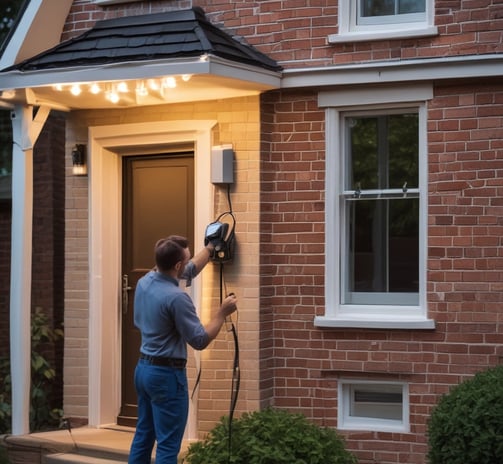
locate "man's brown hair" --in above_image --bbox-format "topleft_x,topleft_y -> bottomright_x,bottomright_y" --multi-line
154,235 -> 189,272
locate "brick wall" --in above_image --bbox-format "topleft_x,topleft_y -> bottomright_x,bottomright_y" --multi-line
259,80 -> 503,463
32,111 -> 66,401
64,96 -> 263,432
0,111 -> 66,409
0,202 -> 10,359
61,1 -> 503,68
61,0 -> 192,40
52,1 -> 503,462
0,110 -> 12,360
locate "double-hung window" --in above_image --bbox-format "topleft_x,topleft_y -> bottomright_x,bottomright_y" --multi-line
316,85 -> 434,329
330,0 -> 437,43
342,111 -> 419,307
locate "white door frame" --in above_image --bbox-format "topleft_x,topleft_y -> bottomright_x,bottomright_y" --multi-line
87,120 -> 216,430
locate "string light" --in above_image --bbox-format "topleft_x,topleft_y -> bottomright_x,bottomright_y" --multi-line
163,77 -> 177,88
70,84 -> 82,96
50,75 -> 190,104
147,79 -> 160,91
89,83 -> 101,94
106,87 -> 120,104
136,82 -> 148,97
117,81 -> 129,93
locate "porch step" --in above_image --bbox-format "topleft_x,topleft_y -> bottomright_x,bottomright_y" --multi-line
43,450 -> 186,464
37,428 -> 141,464
5,427 -> 188,464
43,452 -> 128,464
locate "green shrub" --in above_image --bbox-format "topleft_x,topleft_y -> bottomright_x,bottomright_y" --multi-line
427,364 -> 503,464
0,307 -> 63,434
0,444 -> 9,464
184,408 -> 357,464
0,357 -> 11,433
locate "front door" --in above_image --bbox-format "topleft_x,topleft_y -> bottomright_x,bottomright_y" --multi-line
118,151 -> 194,426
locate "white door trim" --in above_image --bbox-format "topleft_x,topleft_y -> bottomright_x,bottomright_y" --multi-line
87,120 -> 217,429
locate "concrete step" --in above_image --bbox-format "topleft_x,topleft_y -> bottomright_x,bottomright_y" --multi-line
5,427 -> 187,464
43,452 -> 128,464
41,438 -> 132,464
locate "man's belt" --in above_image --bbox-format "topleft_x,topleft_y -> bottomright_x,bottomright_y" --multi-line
139,353 -> 186,368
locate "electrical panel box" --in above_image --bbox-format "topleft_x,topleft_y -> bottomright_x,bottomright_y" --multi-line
211,145 -> 234,184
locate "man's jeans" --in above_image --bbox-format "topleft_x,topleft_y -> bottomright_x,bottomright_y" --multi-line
128,359 -> 189,464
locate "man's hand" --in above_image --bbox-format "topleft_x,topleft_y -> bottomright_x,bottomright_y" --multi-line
221,293 -> 238,318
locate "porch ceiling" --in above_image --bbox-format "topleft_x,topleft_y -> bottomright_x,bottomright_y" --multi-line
0,7 -> 282,110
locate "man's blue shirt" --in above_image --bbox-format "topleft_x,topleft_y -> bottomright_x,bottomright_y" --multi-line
134,261 -> 209,360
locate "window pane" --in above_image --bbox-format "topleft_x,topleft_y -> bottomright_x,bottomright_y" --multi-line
361,0 -> 395,17
347,116 -> 378,190
0,0 -> 26,50
348,113 -> 419,191
361,0 -> 425,16
346,198 -> 419,295
399,0 -> 425,14
351,384 -> 403,421
388,114 -> 419,189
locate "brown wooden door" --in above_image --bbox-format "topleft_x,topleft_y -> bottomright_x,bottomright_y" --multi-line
118,152 -> 194,426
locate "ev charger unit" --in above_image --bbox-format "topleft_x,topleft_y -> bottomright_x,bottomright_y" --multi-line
211,145 -> 234,184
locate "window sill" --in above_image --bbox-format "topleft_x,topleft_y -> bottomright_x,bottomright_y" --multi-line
328,26 -> 438,44
339,419 -> 410,433
314,315 -> 435,330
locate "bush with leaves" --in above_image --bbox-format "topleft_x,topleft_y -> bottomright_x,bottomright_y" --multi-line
0,355 -> 10,433
0,307 -> 63,434
427,364 -> 503,464
185,408 -> 357,464
0,443 -> 8,464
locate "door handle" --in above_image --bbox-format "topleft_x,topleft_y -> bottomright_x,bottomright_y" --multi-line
122,274 -> 132,315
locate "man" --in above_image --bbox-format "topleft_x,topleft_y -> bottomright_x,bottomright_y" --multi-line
128,235 -> 238,464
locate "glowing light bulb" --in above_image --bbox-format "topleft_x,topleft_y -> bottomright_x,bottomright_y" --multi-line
163,77 -> 177,88
106,89 -> 120,104
70,84 -> 82,96
147,79 -> 160,91
117,81 -> 128,93
89,83 -> 101,94
136,82 -> 148,97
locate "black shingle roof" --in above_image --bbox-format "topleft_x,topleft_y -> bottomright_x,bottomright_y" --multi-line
5,7 -> 281,72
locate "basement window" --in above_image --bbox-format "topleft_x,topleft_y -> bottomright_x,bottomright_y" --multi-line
338,380 -> 409,432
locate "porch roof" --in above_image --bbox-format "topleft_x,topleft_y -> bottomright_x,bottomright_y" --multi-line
0,7 -> 282,110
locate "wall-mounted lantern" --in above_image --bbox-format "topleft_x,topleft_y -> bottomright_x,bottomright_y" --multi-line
71,144 -> 87,176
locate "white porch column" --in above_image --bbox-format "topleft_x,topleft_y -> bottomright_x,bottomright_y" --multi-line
9,104 -> 50,435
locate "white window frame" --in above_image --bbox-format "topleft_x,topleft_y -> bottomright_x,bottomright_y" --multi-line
316,84 -> 435,329
338,379 -> 410,432
341,109 -> 420,308
329,0 -> 437,43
